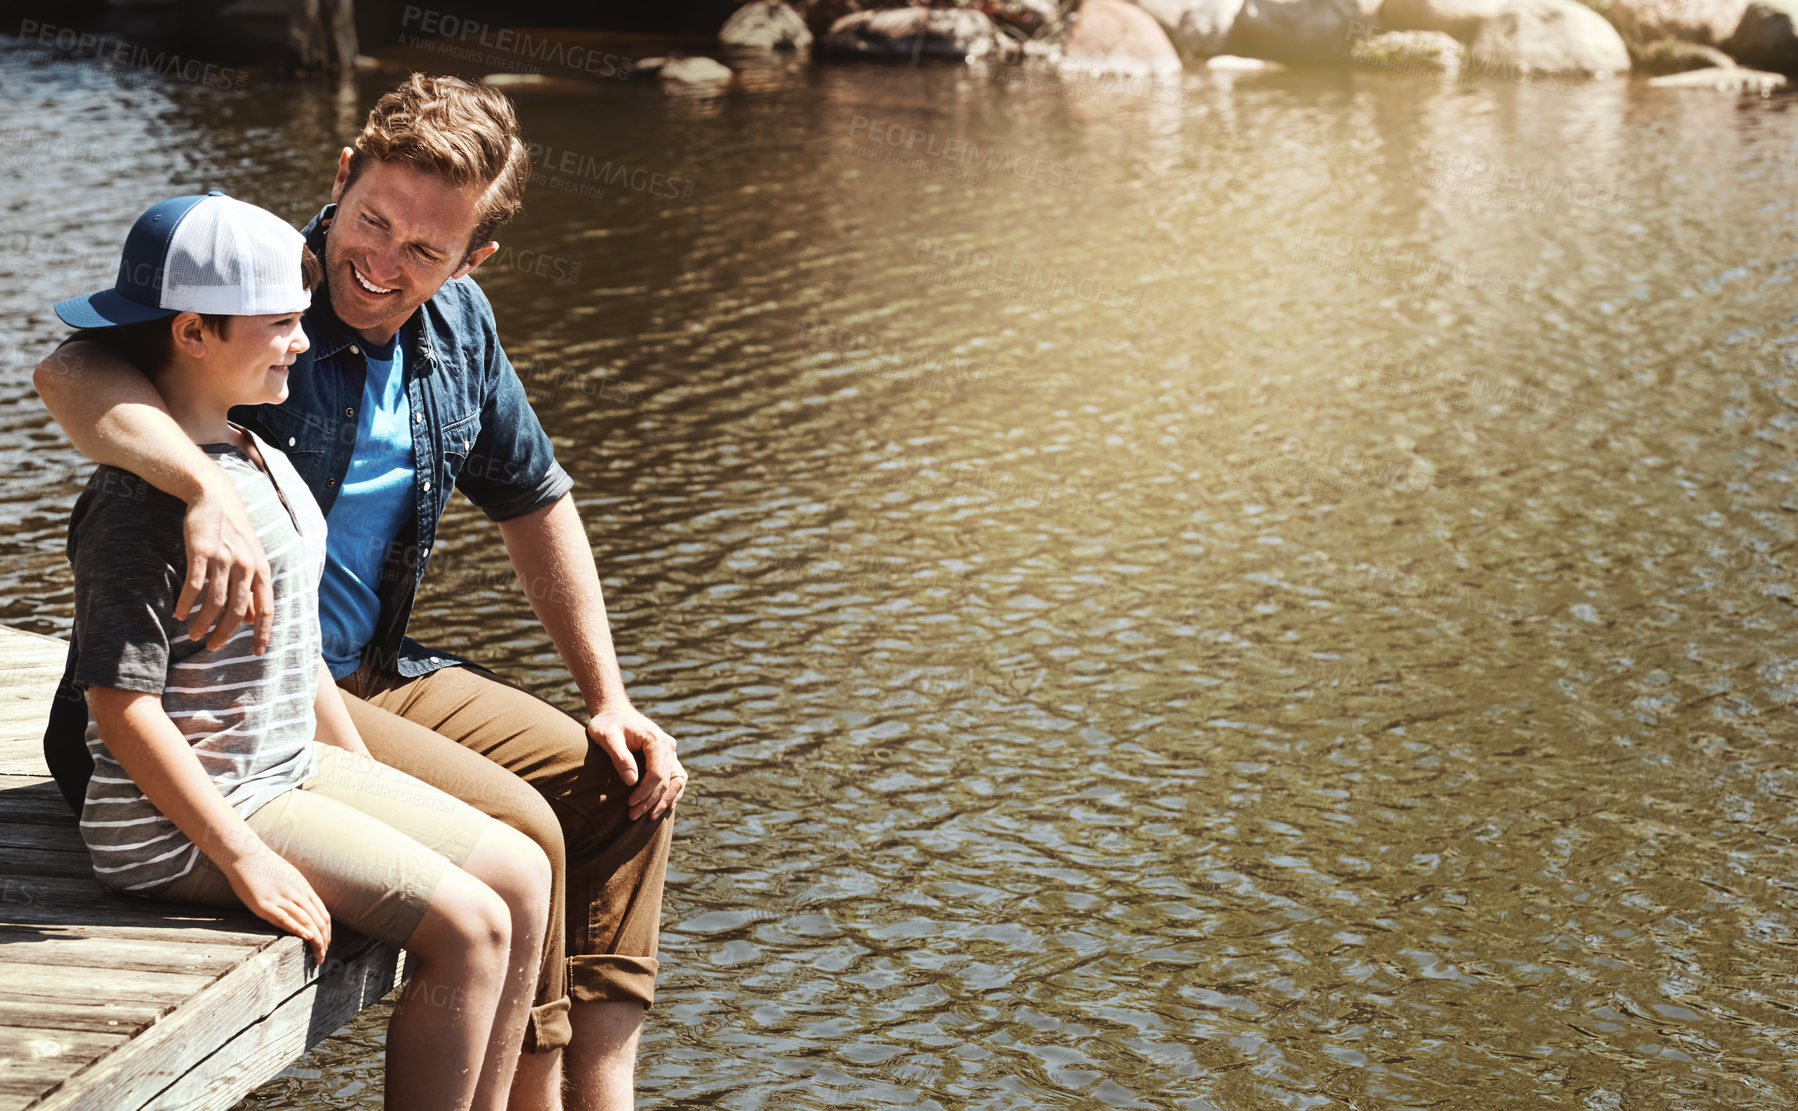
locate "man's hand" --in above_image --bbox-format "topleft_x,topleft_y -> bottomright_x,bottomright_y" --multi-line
176,476 -> 273,654
586,705 -> 686,821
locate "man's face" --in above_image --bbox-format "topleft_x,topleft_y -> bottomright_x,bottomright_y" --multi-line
326,153 -> 496,342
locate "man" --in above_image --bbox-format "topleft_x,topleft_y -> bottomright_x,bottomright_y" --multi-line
33,74 -> 684,1111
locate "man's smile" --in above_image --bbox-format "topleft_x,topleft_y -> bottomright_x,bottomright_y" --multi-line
349,261 -> 397,296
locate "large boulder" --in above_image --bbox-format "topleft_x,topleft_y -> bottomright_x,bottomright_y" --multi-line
1608,0 -> 1748,45
1348,28 -> 1464,69
721,0 -> 815,49
1136,0 -> 1246,56
1377,0 -> 1508,40
1725,0 -> 1798,72
1057,0 -> 1184,73
1227,0 -> 1364,62
1467,0 -> 1631,73
820,7 -> 1006,60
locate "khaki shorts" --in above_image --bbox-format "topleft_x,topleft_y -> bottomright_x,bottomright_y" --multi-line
156,742 -> 491,948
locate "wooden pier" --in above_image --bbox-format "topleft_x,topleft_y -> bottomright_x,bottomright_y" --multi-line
0,625 -> 400,1111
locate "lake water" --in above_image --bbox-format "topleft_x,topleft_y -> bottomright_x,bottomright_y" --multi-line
3,28 -> 1798,1111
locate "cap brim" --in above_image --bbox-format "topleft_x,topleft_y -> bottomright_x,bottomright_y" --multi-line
54,288 -> 177,330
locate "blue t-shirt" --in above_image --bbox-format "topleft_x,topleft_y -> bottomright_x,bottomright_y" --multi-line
319,334 -> 415,679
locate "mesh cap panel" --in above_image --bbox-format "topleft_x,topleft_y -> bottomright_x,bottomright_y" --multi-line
159,195 -> 311,316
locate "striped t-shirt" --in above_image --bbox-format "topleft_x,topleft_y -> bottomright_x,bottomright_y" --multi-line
67,430 -> 327,894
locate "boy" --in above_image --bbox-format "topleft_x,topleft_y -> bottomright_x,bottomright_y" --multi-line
56,191 -> 552,1111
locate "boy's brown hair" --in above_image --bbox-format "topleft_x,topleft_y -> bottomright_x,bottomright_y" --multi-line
343,74 -> 532,257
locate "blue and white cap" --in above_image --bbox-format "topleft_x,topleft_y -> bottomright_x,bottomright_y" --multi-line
55,191 -> 312,329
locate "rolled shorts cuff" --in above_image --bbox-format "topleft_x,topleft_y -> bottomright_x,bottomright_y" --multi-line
521,995 -> 573,1054
568,954 -> 659,1008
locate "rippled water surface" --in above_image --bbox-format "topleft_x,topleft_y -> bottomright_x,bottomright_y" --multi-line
5,32 -> 1798,1111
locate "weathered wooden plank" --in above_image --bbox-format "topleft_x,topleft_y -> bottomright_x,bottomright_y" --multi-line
0,822 -> 84,853
0,933 -> 254,976
0,999 -> 164,1036
1,851 -> 96,882
142,941 -> 405,1111
33,932 -> 396,1111
0,1027 -> 130,1111
0,961 -> 213,1007
0,784 -> 81,825
0,627 -> 65,778
0,899 -> 275,937
0,923 -> 273,949
0,874 -> 254,922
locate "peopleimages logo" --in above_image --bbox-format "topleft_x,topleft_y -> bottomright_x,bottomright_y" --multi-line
13,19 -> 248,90
399,6 -> 635,79
1409,143 -> 1639,218
911,238 -> 1140,313
848,115 -> 1082,191
526,142 -> 696,204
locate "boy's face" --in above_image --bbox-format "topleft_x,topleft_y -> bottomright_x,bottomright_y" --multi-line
194,311 -> 309,406
326,154 -> 497,343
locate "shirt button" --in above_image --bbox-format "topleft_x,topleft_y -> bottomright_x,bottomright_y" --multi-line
349,345 -> 360,356
423,479 -> 431,491
327,478 -> 337,488
287,437 -> 295,447
429,656 -> 440,664
414,414 -> 422,424
345,407 -> 355,418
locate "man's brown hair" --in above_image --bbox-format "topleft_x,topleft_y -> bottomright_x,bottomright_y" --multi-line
344,74 -> 531,257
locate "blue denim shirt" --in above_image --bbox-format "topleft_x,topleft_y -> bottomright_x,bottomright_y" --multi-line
231,203 -> 574,679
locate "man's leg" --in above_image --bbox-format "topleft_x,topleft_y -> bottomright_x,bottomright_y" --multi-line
336,685 -> 573,1110
347,662 -> 674,1111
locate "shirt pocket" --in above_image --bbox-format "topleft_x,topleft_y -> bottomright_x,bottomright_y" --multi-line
439,410 -> 480,490
259,404 -> 338,461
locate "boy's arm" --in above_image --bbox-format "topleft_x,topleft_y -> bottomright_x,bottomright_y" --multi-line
86,688 -> 333,961
34,341 -> 274,654
310,660 -> 371,757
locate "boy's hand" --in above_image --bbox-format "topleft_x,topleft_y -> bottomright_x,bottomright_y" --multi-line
220,846 -> 333,963
177,476 -> 274,655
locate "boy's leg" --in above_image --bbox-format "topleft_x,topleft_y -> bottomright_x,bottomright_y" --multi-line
335,688 -> 575,1060
155,770 -> 511,1111
342,662 -> 674,1111
294,745 -> 555,1111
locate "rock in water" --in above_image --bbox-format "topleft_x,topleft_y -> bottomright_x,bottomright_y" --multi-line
1206,52 -> 1286,67
721,0 -> 815,49
1648,64 -> 1787,86
1608,0 -> 1748,46
986,0 -> 1063,37
659,56 -> 735,83
1228,0 -> 1365,64
1467,0 -> 1631,74
1349,29 -> 1464,71
1377,0 -> 1508,41
1726,0 -> 1798,72
1057,0 -> 1184,74
1635,39 -> 1738,72
819,8 -> 1005,61
1136,0 -> 1246,57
